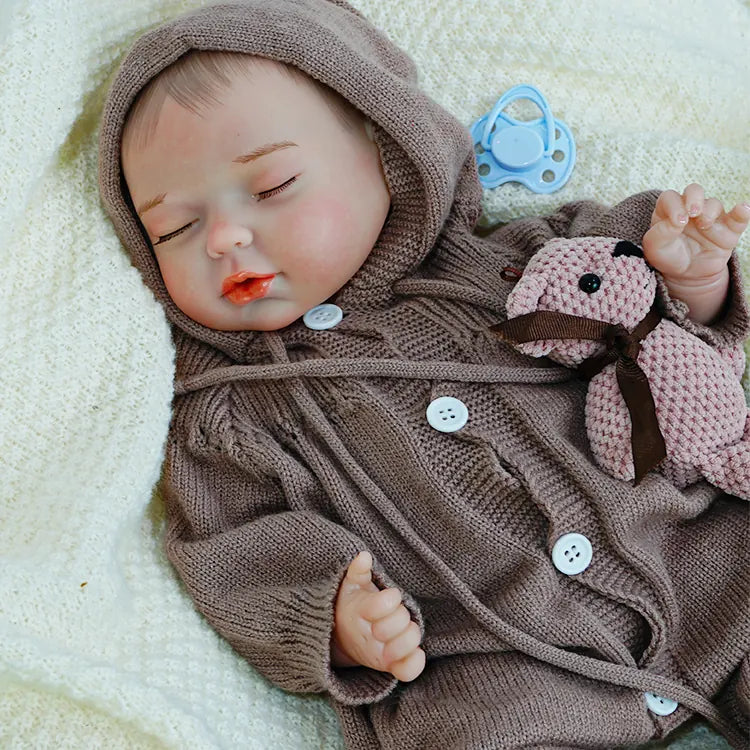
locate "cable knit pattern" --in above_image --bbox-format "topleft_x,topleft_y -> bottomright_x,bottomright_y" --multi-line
2,0 -> 749,748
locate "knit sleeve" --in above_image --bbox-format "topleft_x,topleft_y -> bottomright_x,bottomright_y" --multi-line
483,190 -> 750,347
161,391 -> 411,706
648,255 -> 749,349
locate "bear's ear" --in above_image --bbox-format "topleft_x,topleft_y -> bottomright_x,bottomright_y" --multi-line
612,240 -> 643,258
503,272 -> 555,357
505,272 -> 546,318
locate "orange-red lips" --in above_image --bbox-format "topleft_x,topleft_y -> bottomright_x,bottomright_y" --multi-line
222,271 -> 275,305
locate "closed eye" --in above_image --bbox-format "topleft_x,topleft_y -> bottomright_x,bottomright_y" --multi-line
154,220 -> 198,246
255,175 -> 298,201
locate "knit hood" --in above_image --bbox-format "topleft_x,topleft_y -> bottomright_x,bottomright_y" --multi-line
98,0 -> 481,362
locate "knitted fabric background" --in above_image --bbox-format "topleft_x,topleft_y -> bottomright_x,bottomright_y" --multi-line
0,0 -> 747,747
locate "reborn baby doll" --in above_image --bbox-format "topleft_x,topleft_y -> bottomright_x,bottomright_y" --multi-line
491,236 -> 750,498
98,1 -> 750,748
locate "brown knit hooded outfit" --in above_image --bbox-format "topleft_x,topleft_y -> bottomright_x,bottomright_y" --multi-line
98,1 -> 750,748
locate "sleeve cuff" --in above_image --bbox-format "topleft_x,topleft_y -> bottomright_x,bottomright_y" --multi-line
292,559 -> 423,706
655,251 -> 750,348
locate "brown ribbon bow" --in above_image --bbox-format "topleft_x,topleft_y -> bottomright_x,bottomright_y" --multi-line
490,306 -> 665,484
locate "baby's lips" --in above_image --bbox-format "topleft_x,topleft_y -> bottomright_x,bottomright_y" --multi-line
222,270 -> 276,305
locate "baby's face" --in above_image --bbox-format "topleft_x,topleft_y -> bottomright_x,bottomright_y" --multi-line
122,60 -> 391,331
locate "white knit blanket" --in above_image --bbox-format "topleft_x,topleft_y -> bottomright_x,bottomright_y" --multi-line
1,1 -> 748,747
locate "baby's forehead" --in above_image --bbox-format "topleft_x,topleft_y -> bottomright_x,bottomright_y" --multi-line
123,54 -> 297,137
122,50 -> 351,154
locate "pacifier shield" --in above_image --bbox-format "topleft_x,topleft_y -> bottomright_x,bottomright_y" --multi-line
491,126 -> 544,171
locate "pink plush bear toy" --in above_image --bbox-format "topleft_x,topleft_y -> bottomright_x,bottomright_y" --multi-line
492,236 -> 749,499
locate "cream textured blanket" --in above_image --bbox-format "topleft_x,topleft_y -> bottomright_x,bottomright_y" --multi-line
1,1 -> 748,748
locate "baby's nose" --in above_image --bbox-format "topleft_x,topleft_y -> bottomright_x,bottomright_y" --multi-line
206,221 -> 253,258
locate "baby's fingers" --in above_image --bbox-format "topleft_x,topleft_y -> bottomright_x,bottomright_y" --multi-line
383,621 -> 422,663
371,603 -> 411,641
360,586 -> 403,621
723,202 -> 750,235
341,551 -> 376,592
652,188 -> 691,226
693,201 -> 750,251
389,647 -> 426,683
693,197 -> 723,230
682,183 -> 706,218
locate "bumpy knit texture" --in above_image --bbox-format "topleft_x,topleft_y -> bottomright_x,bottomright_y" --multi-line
2,0 -> 750,748
502,236 -> 750,495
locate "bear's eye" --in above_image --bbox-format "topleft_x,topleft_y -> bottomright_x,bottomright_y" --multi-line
578,273 -> 601,294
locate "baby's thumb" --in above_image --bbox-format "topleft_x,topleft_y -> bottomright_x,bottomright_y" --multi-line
344,550 -> 373,587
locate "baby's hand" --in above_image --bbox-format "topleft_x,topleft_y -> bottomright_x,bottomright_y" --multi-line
331,551 -> 425,682
642,184 -> 750,285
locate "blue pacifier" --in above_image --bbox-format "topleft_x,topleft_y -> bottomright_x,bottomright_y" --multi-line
470,84 -> 575,193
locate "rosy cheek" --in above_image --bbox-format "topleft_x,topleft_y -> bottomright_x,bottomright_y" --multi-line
159,274 -> 181,308
157,258 -> 191,302
286,195 -> 354,269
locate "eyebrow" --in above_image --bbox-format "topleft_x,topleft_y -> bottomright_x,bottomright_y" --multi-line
137,193 -> 167,216
136,141 -> 299,216
232,140 -> 298,163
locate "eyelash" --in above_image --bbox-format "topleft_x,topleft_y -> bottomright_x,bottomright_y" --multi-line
154,221 -> 197,245
255,175 -> 298,201
152,175 -> 299,246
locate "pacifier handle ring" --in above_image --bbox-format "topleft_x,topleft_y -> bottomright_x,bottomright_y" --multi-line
481,84 -> 556,155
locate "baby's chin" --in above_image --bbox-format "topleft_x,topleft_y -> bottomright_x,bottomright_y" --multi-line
187,297 -> 310,332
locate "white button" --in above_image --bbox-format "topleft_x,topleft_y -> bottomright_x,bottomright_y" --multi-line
644,692 -> 678,716
426,396 -> 469,433
551,533 -> 593,575
303,304 -> 343,330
